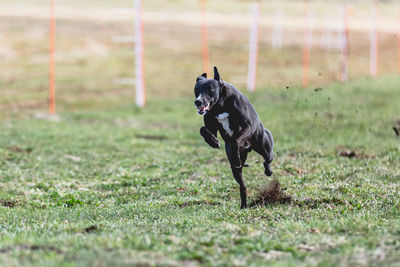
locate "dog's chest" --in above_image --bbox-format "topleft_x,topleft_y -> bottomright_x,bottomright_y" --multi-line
216,112 -> 234,137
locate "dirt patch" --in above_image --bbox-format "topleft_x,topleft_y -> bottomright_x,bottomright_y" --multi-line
0,100 -> 48,112
337,147 -> 375,159
250,179 -> 292,207
339,149 -> 357,158
250,183 -> 354,210
282,165 -> 307,175
293,197 -> 352,209
6,146 -> 32,153
84,225 -> 98,233
0,244 -> 62,254
254,250 -> 290,261
250,181 -> 351,209
135,134 -> 167,141
324,112 -> 345,120
178,200 -> 221,207
1,200 -> 17,208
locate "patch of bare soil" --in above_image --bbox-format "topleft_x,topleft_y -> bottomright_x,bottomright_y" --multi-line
250,181 -> 352,209
292,198 -> 352,209
250,179 -> 292,207
0,244 -> 62,254
178,200 -> 221,207
337,148 -> 375,159
84,225 -> 98,233
0,100 -> 48,112
1,200 -> 17,208
6,146 -> 32,153
339,149 -> 357,158
135,134 -> 167,141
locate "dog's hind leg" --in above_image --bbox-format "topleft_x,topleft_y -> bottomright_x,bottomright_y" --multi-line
263,128 -> 274,176
254,128 -> 274,176
226,144 -> 248,209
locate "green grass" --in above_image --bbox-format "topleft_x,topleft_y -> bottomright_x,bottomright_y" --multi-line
1,76 -> 400,266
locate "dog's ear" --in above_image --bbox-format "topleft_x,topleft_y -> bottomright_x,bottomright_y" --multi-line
213,66 -> 224,86
196,73 -> 207,82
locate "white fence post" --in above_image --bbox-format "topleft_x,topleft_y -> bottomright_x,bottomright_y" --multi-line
134,0 -> 145,107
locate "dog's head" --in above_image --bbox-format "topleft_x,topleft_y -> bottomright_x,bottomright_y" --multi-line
194,66 -> 224,115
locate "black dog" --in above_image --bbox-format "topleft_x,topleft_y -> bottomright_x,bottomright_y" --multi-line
194,67 -> 274,209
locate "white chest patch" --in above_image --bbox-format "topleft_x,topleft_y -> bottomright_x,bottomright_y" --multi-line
216,112 -> 234,137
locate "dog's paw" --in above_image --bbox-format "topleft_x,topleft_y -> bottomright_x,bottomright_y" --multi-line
263,162 -> 273,176
200,127 -> 220,149
212,142 -> 221,149
205,138 -> 220,149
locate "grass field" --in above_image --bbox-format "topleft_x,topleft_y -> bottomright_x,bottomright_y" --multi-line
1,76 -> 400,266
1,0 -> 400,265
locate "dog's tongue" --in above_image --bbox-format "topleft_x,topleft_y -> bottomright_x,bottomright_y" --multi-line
199,106 -> 205,111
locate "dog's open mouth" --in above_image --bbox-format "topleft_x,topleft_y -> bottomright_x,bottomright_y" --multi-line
197,103 -> 210,115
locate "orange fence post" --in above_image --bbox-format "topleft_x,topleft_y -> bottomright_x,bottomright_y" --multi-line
199,0 -> 209,76
49,0 -> 56,114
302,0 -> 310,87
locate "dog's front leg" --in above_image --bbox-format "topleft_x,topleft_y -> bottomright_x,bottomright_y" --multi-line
200,117 -> 220,149
226,144 -> 247,208
232,166 -> 247,209
200,127 -> 220,149
230,142 -> 242,168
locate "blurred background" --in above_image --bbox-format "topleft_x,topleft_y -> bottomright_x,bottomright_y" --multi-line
0,0 -> 399,116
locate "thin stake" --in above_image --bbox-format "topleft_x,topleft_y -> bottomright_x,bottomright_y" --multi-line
49,0 -> 56,114
199,0 -> 209,76
134,0 -> 145,107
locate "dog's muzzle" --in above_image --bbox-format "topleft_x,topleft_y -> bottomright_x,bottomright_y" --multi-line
196,103 -> 210,115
